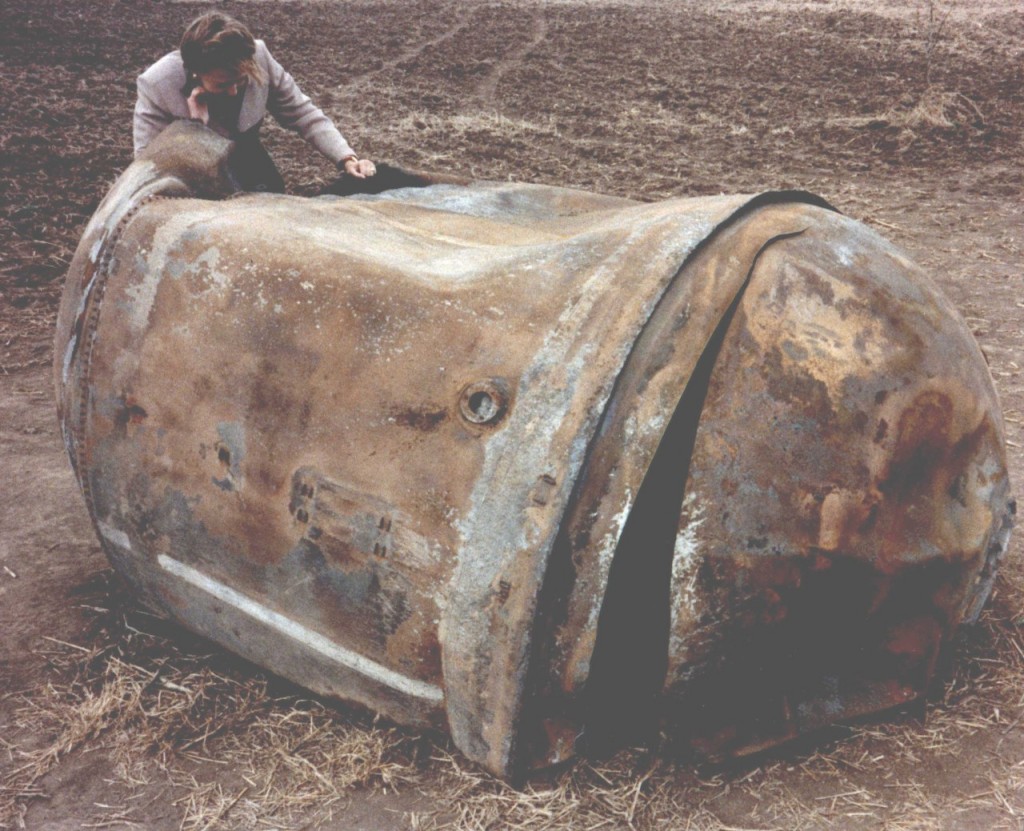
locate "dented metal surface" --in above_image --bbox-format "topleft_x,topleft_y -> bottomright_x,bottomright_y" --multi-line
55,121 -> 1014,780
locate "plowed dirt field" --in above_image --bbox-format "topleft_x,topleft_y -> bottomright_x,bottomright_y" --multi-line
2,1 -> 1022,829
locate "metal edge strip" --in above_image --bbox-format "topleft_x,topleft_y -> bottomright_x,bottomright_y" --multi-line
157,554 -> 445,703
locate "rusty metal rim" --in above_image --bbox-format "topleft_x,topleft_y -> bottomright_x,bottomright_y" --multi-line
71,192 -> 181,556
441,192 -> 839,780
511,227 -> 816,776
458,378 -> 512,427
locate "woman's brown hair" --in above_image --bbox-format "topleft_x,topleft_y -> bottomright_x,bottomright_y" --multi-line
179,12 -> 264,83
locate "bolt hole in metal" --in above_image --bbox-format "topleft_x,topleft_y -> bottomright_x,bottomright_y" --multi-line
469,392 -> 497,420
460,379 -> 510,426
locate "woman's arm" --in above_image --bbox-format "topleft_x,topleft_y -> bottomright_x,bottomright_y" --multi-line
263,46 -> 356,165
133,74 -> 176,157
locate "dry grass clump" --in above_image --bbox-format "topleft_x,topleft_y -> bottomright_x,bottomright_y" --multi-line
169,709 -> 418,831
893,89 -> 985,130
407,592 -> 1024,831
827,88 -> 985,137
0,598 -> 427,830
823,87 -> 989,156
412,749 -> 732,831
3,571 -> 1023,830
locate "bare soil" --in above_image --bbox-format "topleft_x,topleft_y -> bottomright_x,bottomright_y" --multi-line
1,1 -> 1023,829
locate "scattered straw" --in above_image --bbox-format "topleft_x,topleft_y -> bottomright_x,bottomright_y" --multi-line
2,569 -> 1024,829
827,87 -> 986,135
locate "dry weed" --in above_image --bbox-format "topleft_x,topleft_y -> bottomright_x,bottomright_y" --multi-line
827,88 -> 986,134
2,570 -> 1023,830
0,602 -> 426,830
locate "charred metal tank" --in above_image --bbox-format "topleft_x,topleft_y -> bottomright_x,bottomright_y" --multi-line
55,121 -> 1014,780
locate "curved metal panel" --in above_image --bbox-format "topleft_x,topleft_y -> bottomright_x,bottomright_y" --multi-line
54,121 -> 1013,780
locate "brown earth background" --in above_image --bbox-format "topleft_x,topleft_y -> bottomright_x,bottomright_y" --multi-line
1,0 -> 1023,829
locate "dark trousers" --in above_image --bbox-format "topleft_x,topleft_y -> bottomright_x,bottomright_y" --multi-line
320,164 -> 436,196
227,129 -> 442,196
228,130 -> 285,194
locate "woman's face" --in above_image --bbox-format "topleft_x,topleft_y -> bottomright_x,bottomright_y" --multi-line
196,67 -> 247,97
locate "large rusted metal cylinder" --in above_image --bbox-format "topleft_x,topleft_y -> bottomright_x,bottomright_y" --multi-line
55,122 -> 1013,780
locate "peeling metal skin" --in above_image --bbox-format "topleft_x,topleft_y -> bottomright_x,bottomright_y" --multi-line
55,121 -> 1013,781
656,220 -> 1015,760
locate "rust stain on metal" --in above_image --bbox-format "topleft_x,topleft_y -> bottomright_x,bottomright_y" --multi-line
55,121 -> 1014,781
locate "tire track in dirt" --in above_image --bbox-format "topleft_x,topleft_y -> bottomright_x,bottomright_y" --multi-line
474,10 -> 548,108
335,5 -> 472,95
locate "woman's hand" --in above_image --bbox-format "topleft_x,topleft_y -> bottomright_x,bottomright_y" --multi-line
342,157 -> 377,178
186,85 -> 210,124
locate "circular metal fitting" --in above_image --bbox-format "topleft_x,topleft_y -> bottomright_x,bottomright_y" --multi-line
459,379 -> 510,426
